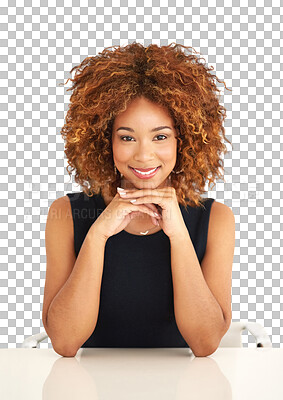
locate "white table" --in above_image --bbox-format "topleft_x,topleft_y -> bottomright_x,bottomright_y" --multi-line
0,347 -> 282,399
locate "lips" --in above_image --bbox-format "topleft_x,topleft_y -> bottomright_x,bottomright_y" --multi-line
129,166 -> 161,179
130,166 -> 160,172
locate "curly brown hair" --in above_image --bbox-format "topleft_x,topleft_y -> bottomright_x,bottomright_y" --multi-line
61,42 -> 232,209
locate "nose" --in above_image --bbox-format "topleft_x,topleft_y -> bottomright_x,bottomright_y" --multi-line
133,141 -> 156,163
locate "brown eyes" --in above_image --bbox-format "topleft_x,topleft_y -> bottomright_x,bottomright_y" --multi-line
120,134 -> 168,142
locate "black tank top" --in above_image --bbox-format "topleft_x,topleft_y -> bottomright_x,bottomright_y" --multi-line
66,191 -> 215,348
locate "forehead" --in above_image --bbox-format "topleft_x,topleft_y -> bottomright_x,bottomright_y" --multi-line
113,98 -> 173,124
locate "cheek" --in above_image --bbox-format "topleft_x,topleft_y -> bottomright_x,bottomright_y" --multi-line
158,145 -> 177,161
112,142 -> 133,162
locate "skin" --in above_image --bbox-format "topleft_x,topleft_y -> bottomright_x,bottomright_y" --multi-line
102,96 -> 178,228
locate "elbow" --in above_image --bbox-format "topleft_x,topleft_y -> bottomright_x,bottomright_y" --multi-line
53,345 -> 78,358
181,324 -> 226,358
43,320 -> 80,357
192,344 -> 218,357
191,336 -> 220,357
52,340 -> 79,358
185,337 -> 219,357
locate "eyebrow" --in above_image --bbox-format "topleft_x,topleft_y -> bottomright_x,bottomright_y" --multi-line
116,126 -> 173,133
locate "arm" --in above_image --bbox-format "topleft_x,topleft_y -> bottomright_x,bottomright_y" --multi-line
44,227 -> 107,357
170,202 -> 235,357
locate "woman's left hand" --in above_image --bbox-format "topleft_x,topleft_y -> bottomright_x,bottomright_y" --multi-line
118,187 -> 187,240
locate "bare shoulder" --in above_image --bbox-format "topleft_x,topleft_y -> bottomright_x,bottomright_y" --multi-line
45,195 -> 74,252
210,200 -> 235,217
209,200 -> 235,225
48,195 -> 73,221
207,200 -> 235,250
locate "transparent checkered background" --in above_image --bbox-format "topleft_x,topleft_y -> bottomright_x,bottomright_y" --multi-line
0,0 -> 282,349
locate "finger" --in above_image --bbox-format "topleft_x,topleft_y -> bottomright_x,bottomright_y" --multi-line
119,187 -> 170,196
153,217 -> 160,226
130,195 -> 167,205
130,210 -> 160,224
119,191 -> 159,199
133,204 -> 161,219
152,217 -> 158,226
120,197 -> 161,217
132,200 -> 162,218
143,202 -> 162,216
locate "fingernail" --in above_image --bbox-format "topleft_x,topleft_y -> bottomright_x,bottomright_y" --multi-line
117,187 -> 126,192
130,199 -> 137,203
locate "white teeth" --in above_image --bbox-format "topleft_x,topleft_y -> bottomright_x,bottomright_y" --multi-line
133,167 -> 158,175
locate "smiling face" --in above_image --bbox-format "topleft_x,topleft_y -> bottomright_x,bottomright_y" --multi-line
112,96 -> 178,190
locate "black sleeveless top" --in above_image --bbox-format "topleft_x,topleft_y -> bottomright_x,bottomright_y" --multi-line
66,191 -> 215,348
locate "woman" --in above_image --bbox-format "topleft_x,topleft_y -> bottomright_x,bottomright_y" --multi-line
42,42 -> 235,357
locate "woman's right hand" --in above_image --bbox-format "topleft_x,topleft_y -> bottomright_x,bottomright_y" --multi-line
91,192 -> 161,240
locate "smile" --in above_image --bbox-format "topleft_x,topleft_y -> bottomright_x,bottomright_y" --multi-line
129,166 -> 161,179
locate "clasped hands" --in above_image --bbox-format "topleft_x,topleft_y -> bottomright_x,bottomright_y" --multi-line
117,186 -> 187,240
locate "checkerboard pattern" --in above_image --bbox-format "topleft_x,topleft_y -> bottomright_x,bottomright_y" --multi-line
0,0 -> 281,349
